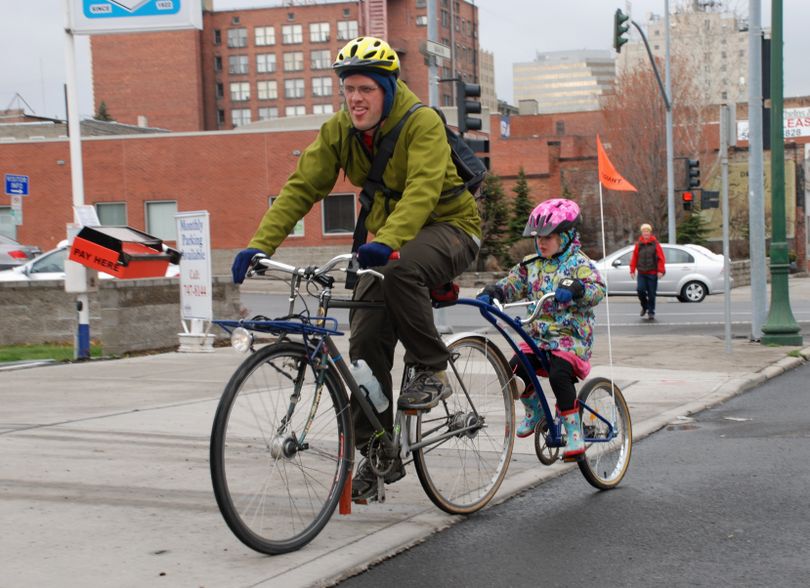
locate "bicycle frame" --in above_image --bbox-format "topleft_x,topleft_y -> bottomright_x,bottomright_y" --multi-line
454,297 -> 617,447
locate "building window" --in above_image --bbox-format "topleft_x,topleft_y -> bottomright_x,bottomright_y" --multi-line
257,80 -> 278,100
215,82 -> 224,99
441,10 -> 449,28
312,77 -> 333,97
282,24 -> 303,44
269,196 -> 304,236
228,55 -> 248,74
284,78 -> 305,99
337,20 -> 358,40
255,26 -> 275,46
285,105 -> 306,117
555,121 -> 565,135
213,29 -> 221,45
323,193 -> 355,234
343,8 -> 351,17
310,22 -> 330,42
256,53 -> 276,73
214,55 -> 222,72
230,82 -> 250,101
258,107 -> 279,121
232,108 -> 251,127
227,28 -> 247,48
283,51 -> 304,71
416,15 -> 427,26
416,0 -> 426,6
95,202 -> 127,225
311,49 -> 331,70
217,109 -> 225,125
145,201 -> 178,241
312,103 -> 334,115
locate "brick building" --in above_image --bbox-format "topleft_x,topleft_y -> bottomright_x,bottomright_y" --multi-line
91,0 -> 483,132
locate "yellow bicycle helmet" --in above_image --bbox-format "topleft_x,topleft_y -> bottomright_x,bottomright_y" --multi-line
333,36 -> 400,78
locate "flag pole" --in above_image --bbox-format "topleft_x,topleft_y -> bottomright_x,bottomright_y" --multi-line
597,181 -> 616,400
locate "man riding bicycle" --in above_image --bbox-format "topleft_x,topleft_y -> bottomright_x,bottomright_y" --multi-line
231,36 -> 482,501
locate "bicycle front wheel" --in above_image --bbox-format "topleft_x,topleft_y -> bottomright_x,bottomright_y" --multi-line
210,342 -> 352,555
413,336 -> 515,514
577,377 -> 632,490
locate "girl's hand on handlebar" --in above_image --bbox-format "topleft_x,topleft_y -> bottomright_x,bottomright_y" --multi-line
555,278 -> 584,303
476,284 -> 504,305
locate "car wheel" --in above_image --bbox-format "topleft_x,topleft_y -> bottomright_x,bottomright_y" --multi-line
680,281 -> 707,303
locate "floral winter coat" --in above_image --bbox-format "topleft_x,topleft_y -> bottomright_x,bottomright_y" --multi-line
495,236 -> 605,362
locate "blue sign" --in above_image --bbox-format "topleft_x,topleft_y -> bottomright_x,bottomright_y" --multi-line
83,1 -> 181,19
4,174 -> 29,196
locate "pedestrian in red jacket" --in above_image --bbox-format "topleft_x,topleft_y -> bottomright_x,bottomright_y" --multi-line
629,223 -> 666,319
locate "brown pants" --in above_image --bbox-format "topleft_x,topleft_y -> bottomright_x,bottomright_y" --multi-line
348,223 -> 479,452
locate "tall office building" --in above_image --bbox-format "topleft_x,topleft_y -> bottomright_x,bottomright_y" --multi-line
512,50 -> 615,115
617,1 -> 749,105
91,0 -> 482,132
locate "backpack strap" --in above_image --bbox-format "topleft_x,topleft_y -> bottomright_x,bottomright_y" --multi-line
351,103 -> 423,255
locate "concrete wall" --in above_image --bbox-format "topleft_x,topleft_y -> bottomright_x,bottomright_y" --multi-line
0,278 -> 240,356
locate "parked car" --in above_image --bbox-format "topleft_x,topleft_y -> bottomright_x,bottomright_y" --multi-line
0,234 -> 41,270
595,243 -> 729,303
0,241 -> 179,282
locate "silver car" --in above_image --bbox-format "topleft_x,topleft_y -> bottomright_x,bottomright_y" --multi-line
0,234 -> 41,270
595,243 -> 729,303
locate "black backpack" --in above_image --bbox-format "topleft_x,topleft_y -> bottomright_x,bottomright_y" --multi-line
351,103 -> 488,255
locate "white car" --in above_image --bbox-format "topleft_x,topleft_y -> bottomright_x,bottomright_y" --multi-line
595,243 -> 729,303
0,241 -> 179,282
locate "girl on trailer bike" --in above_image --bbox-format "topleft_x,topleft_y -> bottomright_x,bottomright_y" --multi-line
477,198 -> 606,462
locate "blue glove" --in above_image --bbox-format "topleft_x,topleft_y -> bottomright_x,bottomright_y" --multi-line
555,278 -> 584,303
231,248 -> 265,284
476,284 -> 504,304
357,242 -> 393,269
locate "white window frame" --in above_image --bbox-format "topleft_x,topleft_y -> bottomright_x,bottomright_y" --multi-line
256,53 -> 276,73
257,80 -> 278,100
227,28 -> 247,48
285,105 -> 306,117
337,20 -> 358,41
309,22 -> 330,43
311,77 -> 333,97
255,26 -> 275,46
228,55 -> 248,75
95,202 -> 127,226
283,51 -> 304,72
258,107 -> 278,121
312,103 -> 334,115
145,200 -> 178,241
284,78 -> 305,99
282,24 -> 303,44
231,108 -> 251,127
322,193 -> 356,235
229,82 -> 250,101
310,49 -> 331,70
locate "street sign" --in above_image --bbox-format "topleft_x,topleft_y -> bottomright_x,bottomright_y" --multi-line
424,40 -> 451,60
4,174 -> 29,196
10,195 -> 22,225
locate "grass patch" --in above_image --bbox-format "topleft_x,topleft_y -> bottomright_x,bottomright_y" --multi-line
0,343 -> 103,363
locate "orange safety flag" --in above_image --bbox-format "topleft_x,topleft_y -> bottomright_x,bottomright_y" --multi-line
597,135 -> 637,192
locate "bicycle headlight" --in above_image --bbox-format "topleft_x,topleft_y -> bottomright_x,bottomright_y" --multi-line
231,327 -> 253,353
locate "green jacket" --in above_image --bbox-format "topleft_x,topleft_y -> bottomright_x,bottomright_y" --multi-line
248,80 -> 482,255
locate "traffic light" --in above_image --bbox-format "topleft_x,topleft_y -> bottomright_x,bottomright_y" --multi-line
682,191 -> 694,211
456,79 -> 482,135
463,137 -> 490,170
613,9 -> 630,53
687,159 -> 701,189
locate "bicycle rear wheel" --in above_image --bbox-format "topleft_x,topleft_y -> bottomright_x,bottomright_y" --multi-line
577,377 -> 632,490
210,342 -> 352,555
413,336 -> 515,514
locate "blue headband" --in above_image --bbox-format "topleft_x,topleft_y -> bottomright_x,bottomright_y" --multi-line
339,70 -> 397,118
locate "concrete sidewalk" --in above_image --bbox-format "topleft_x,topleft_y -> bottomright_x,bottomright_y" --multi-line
1,279 -> 809,588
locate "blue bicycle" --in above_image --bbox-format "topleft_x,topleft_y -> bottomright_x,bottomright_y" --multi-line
469,293 -> 632,489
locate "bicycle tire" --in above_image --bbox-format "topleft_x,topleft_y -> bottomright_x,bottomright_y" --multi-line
210,342 -> 352,555
576,377 -> 632,490
412,336 -> 515,514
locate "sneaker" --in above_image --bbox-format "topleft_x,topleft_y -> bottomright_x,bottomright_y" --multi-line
351,456 -> 406,502
639,308 -> 647,317
647,312 -> 656,321
397,370 -> 453,411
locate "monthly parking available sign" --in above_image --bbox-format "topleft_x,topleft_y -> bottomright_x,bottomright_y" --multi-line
70,0 -> 201,34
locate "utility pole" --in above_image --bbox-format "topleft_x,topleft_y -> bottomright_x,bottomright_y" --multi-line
760,0 -> 802,346
747,0 -> 767,341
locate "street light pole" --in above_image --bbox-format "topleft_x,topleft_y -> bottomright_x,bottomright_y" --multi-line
760,0 -> 802,346
664,0 -> 675,244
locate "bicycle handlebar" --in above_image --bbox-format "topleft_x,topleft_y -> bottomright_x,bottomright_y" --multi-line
493,291 -> 556,325
247,252 -> 385,283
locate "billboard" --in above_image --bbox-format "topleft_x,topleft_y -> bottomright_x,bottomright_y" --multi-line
69,0 -> 202,35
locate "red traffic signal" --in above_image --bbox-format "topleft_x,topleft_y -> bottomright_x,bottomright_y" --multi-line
682,191 -> 693,211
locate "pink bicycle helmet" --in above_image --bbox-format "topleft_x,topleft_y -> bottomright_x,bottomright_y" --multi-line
522,198 -> 581,237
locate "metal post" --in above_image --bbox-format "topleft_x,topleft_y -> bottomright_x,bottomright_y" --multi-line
747,0 -> 767,341
760,0 -> 802,346
720,105 -> 732,353
64,3 -> 90,359
427,0 -> 438,107
664,0 -> 675,244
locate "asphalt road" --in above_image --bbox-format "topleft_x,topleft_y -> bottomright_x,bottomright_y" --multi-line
336,361 -> 810,587
240,291 -> 810,338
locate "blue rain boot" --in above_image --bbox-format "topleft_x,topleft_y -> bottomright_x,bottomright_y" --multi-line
561,405 -> 585,462
516,391 -> 541,438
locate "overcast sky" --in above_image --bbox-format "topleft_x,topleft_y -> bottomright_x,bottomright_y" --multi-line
1,0 -> 807,120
